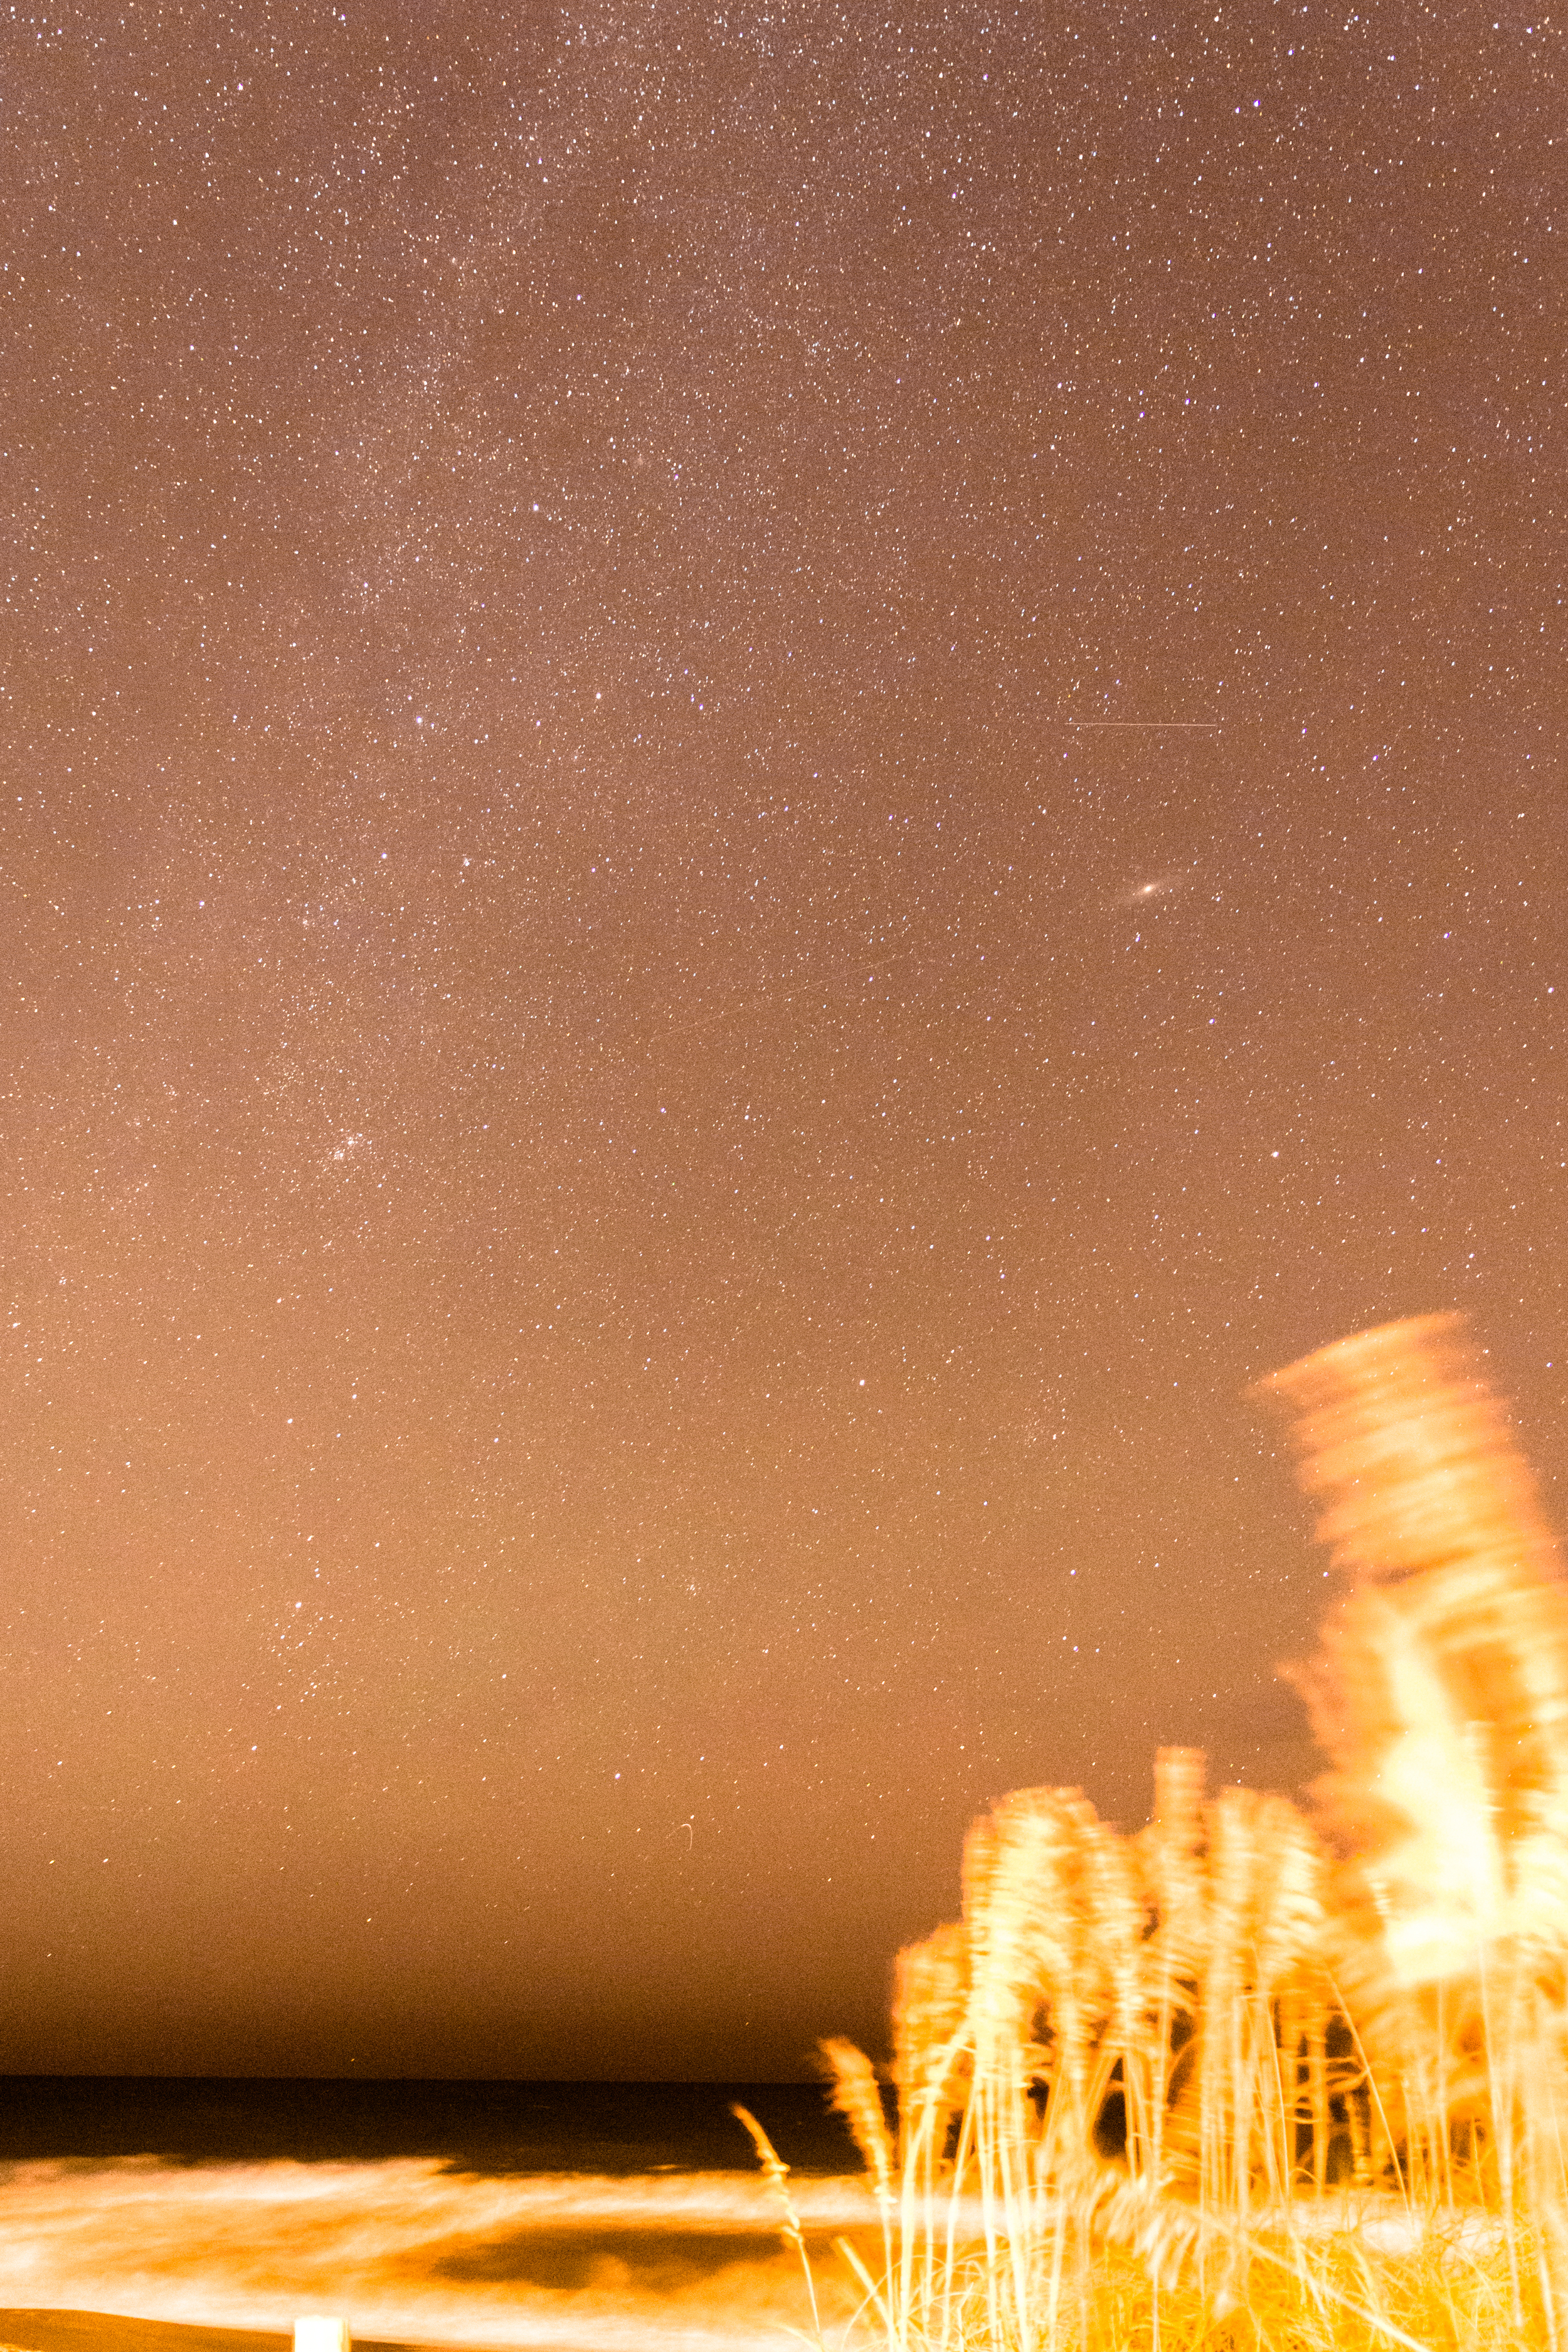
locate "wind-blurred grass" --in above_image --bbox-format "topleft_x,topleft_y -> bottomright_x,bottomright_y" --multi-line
744,1316 -> 1568,2351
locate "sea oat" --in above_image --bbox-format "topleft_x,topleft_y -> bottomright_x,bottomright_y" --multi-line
751,1314 -> 1568,2351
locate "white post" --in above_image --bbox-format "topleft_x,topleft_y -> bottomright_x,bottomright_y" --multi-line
294,2320 -> 351,2352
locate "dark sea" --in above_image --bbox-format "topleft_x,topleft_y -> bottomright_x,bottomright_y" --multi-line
0,2076 -> 860,2176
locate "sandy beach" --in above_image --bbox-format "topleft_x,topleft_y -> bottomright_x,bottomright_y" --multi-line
0,2161 -> 877,2352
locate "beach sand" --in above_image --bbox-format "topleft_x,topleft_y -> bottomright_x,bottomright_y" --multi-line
0,2319 -> 409,2352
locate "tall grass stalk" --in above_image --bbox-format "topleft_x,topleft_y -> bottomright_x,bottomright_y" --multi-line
746,1316 -> 1568,2349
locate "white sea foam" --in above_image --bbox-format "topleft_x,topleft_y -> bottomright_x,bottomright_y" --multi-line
0,2159 -> 877,2351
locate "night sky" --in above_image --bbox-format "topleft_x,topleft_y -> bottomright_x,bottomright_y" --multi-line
4,0 -> 1564,2079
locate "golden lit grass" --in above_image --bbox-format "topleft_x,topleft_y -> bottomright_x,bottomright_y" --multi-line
741,1314 -> 1568,2350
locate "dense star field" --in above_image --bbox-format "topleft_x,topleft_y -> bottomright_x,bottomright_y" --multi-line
4,1 -> 1563,2076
